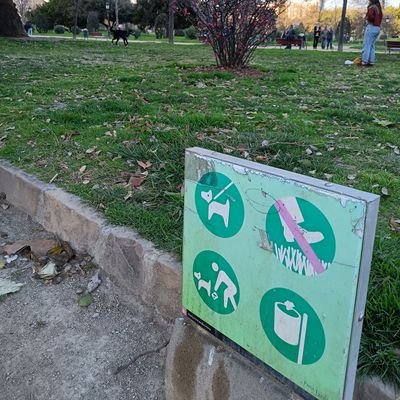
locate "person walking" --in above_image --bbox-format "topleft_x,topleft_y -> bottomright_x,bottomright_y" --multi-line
313,22 -> 321,49
361,0 -> 383,66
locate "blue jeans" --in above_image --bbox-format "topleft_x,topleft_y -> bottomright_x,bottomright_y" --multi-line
362,24 -> 380,64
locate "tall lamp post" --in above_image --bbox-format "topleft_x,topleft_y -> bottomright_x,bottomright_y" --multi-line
27,7 -> 32,36
73,0 -> 79,40
337,0 -> 348,52
385,16 -> 390,36
106,1 -> 110,37
168,0 -> 175,45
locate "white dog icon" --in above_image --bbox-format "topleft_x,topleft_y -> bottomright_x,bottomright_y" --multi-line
201,190 -> 230,227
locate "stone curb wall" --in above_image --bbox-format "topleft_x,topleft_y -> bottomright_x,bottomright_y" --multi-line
0,161 -> 181,318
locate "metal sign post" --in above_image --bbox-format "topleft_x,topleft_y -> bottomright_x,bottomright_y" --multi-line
182,147 -> 379,400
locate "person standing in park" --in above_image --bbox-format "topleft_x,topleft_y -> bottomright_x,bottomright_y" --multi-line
321,26 -> 328,49
24,21 -> 33,36
326,26 -> 334,49
313,22 -> 321,49
361,0 -> 383,66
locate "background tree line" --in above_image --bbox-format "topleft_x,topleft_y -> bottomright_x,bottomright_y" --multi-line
277,2 -> 400,41
31,0 -> 190,32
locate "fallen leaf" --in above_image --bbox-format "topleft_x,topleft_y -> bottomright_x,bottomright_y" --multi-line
374,119 -> 395,127
305,148 -> 313,156
124,191 -> 133,201
137,160 -> 152,170
128,174 -> 146,188
36,261 -> 59,280
47,245 -> 65,256
0,278 -> 24,295
87,271 -> 101,293
86,147 -> 96,154
78,293 -> 93,307
381,187 -> 389,196
82,180 -> 90,185
0,239 -> 59,256
79,165 -> 87,173
389,218 -> 400,232
347,174 -> 357,181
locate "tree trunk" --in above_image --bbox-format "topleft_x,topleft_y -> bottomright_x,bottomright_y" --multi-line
0,0 -> 27,37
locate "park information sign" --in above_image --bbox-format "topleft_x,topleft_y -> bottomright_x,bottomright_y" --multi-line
182,147 -> 380,400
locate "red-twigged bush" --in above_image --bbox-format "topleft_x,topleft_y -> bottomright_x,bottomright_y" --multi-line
178,0 -> 285,68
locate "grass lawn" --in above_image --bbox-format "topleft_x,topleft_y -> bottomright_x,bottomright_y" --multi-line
0,37 -> 399,386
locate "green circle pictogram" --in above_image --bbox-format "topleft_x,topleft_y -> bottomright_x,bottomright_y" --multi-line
266,197 -> 335,276
195,172 -> 244,238
193,250 -> 240,315
260,288 -> 325,365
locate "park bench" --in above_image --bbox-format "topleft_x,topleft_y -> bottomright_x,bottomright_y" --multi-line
386,40 -> 400,54
276,38 -> 305,49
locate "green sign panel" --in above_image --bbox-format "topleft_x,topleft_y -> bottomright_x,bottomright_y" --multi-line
182,148 -> 379,400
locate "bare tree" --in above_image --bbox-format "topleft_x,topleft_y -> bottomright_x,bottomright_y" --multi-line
179,0 -> 286,68
14,0 -> 31,23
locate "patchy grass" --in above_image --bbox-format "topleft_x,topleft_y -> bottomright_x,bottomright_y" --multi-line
0,38 -> 399,385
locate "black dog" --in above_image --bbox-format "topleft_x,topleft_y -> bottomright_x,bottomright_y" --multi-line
110,24 -> 132,46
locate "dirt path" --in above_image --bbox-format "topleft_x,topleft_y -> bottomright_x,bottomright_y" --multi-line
0,204 -> 171,400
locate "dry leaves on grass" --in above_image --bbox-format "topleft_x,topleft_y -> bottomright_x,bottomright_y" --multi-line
137,160 -> 152,170
389,218 -> 400,232
373,118 -> 396,128
128,174 -> 146,188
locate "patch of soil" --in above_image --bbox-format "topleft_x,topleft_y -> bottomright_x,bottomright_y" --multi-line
190,65 -> 265,78
0,204 -> 171,400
